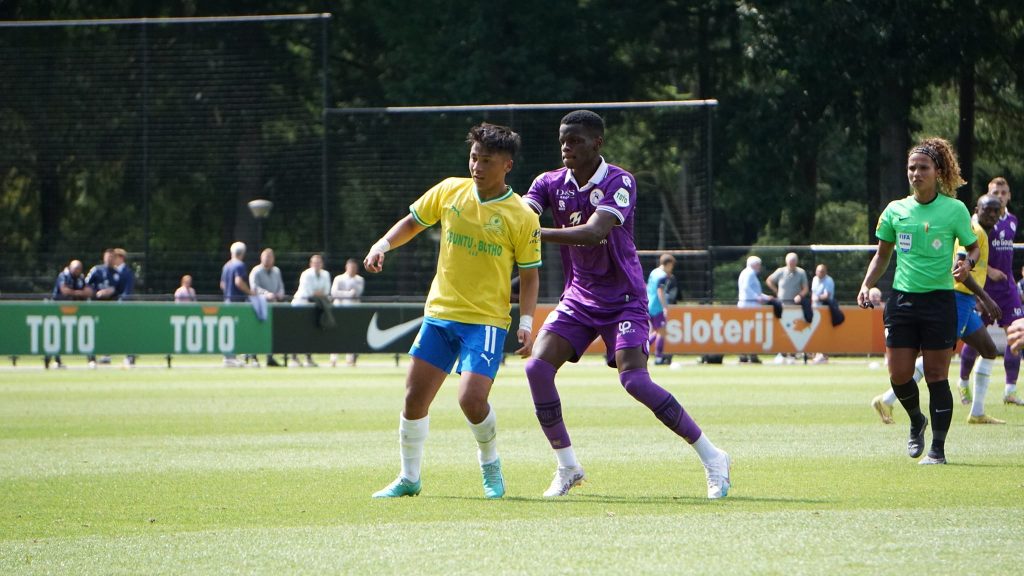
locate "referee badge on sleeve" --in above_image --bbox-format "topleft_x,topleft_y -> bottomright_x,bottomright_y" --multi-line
898,232 -> 912,253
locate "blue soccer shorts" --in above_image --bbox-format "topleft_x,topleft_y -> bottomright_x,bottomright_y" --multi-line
409,317 -> 507,380
955,291 -> 984,339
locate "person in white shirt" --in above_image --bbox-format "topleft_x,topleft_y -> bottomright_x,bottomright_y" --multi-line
737,255 -> 774,363
331,258 -> 366,367
291,254 -> 331,367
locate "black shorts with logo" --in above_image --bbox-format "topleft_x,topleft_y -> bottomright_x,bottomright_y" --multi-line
884,289 -> 957,350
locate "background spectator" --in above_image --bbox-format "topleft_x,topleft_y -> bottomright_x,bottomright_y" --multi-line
249,248 -> 287,367
291,253 -> 331,367
174,275 -> 196,302
220,242 -> 252,367
737,255 -> 775,364
46,259 -> 92,369
766,252 -> 809,305
84,249 -> 117,369
113,248 -> 137,367
331,258 -> 366,367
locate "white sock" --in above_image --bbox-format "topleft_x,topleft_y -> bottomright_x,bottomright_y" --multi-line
882,389 -> 897,406
691,434 -> 723,467
554,446 -> 578,469
467,408 -> 498,465
399,413 -> 429,482
972,358 -> 993,417
957,378 -> 970,390
1006,383 -> 1018,396
913,356 -> 925,383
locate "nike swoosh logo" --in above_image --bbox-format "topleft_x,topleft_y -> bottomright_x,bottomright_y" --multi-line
366,313 -> 424,350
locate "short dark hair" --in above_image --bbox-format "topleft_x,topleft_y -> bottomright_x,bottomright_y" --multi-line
560,110 -> 605,135
466,123 -> 521,157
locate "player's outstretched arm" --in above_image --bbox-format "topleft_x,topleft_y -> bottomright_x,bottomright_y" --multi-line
857,241 -> 894,308
515,267 -> 539,357
541,210 -> 617,246
364,215 -> 428,273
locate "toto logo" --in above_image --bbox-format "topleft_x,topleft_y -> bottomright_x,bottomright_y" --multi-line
169,315 -> 238,353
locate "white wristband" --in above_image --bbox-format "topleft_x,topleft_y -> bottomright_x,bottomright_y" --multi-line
518,314 -> 533,333
372,238 -> 391,254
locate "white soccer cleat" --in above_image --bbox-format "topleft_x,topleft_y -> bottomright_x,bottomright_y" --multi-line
704,452 -> 731,500
543,465 -> 586,497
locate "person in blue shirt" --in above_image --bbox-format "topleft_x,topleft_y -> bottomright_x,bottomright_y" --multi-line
646,254 -> 675,365
112,248 -> 138,367
220,242 -> 253,367
46,259 -> 92,369
84,249 -> 117,369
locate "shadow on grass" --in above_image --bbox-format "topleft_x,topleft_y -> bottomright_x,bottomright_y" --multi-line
427,493 -> 833,506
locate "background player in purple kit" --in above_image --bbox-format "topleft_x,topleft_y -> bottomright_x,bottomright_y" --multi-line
646,253 -> 676,365
522,110 -> 731,499
960,177 -> 1024,406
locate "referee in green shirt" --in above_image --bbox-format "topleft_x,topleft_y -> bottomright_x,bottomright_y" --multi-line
857,137 -> 978,466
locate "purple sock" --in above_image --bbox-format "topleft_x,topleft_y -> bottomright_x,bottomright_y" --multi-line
655,333 -> 665,358
960,344 -> 978,381
648,331 -> 657,346
525,358 -> 572,449
619,368 -> 702,443
1004,345 -> 1021,385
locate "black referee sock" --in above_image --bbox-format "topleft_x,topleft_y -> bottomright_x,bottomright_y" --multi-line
927,379 -> 953,456
891,378 -> 927,431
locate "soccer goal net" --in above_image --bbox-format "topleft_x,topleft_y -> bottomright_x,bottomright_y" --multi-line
326,101 -> 716,300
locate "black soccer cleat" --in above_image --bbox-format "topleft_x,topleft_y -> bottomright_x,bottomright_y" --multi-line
907,416 -> 928,458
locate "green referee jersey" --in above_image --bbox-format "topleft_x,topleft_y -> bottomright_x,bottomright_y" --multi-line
875,193 -> 976,293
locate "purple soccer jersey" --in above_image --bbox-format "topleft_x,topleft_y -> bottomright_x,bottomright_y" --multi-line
524,159 -> 648,309
984,212 -> 1023,325
525,159 -> 651,364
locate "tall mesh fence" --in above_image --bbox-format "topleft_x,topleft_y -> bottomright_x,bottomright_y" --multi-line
326,103 -> 715,301
0,15 -> 327,296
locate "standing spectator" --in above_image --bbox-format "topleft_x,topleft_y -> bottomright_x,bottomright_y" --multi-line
46,259 -> 93,369
291,253 -> 331,367
220,242 -> 252,367
112,248 -> 137,367
331,258 -> 365,367
249,248 -> 287,367
174,275 -> 197,302
767,253 -> 810,363
737,256 -> 775,363
84,249 -> 117,369
646,253 -> 675,366
766,252 -> 810,304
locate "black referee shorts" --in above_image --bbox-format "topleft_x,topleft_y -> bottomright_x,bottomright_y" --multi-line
884,289 -> 957,350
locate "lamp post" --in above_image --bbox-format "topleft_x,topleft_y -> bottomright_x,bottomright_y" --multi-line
247,199 -> 273,258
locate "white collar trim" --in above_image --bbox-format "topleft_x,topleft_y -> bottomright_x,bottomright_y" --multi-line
563,157 -> 609,191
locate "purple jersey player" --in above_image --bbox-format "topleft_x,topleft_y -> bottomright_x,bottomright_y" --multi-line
522,110 -> 731,499
962,177 -> 1024,405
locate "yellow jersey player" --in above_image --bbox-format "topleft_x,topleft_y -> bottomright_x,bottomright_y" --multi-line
363,123 -> 541,499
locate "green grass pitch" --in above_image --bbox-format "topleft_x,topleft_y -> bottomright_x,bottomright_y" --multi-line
1,356 -> 1022,574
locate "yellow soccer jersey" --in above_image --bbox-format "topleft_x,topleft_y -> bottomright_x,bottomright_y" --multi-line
410,177 -> 542,328
954,221 -> 987,295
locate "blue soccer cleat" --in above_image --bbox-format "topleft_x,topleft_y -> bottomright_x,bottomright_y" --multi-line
372,476 -> 421,498
481,458 -> 506,499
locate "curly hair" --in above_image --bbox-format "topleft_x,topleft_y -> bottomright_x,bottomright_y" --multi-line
909,137 -> 966,197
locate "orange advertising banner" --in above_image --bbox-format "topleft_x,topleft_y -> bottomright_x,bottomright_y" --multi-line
531,304 -> 886,355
